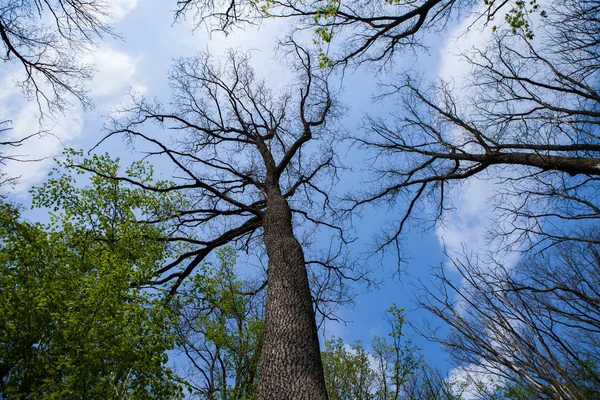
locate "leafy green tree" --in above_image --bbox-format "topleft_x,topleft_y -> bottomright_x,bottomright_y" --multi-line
0,152 -> 183,399
321,306 -> 461,400
371,305 -> 420,400
322,338 -> 377,400
174,247 -> 264,399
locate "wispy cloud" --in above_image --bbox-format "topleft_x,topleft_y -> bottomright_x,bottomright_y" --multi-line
0,43 -> 143,192
86,46 -> 140,97
0,102 -> 84,192
447,362 -> 503,400
434,4 -> 522,271
103,0 -> 139,22
169,17 -> 295,92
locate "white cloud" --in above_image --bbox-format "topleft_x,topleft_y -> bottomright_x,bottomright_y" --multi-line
448,362 -> 504,400
0,69 -> 23,101
434,4 -> 524,271
81,45 -> 149,115
1,102 -> 84,192
84,46 -> 140,98
0,43 -> 144,193
103,0 -> 139,22
321,312 -> 348,343
435,176 -> 521,272
438,21 -> 491,85
206,20 -> 293,87
169,18 -> 295,93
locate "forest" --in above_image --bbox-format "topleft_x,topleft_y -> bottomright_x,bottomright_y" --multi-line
1,0 -> 599,398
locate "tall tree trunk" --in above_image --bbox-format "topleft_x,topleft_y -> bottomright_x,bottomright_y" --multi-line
258,187 -> 329,399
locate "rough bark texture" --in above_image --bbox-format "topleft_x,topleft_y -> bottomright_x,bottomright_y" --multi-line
258,186 -> 329,400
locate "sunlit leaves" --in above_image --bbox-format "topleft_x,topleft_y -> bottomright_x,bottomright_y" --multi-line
0,154 -> 185,398
486,0 -> 546,39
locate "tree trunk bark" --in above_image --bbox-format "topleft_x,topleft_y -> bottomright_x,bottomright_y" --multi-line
258,187 -> 329,399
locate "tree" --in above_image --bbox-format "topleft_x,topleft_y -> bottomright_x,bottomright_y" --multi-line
168,0 -> 600,397
322,306 -> 462,400
0,0 -> 112,112
371,305 -> 420,399
174,247 -> 264,399
322,338 -> 378,399
171,3 -> 600,397
420,239 -> 600,399
349,0 -> 600,253
80,44 -> 353,399
0,153 -> 183,399
342,1 -> 600,395
175,0 -> 545,66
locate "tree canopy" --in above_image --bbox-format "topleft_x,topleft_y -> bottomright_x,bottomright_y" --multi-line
0,153 -> 182,398
2,0 -> 600,399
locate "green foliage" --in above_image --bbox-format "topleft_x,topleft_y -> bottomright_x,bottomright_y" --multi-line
571,358 -> 600,398
308,0 -> 548,64
0,152 -> 184,399
317,53 -> 334,69
313,0 -> 339,22
175,247 -> 264,399
486,0 -> 546,39
311,0 -> 338,68
322,305 -> 428,400
371,304 -> 420,399
322,338 -> 377,399
494,381 -> 537,399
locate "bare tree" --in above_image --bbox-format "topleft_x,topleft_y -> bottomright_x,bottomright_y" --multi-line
350,0 -> 600,253
81,44 -> 355,399
0,120 -> 44,189
165,2 -> 600,397
338,1 -> 600,397
401,360 -> 467,400
419,239 -> 600,399
0,0 -> 112,113
174,0 -> 546,66
0,0 -> 113,188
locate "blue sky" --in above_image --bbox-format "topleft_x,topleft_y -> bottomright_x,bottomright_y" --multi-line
0,0 -> 519,376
